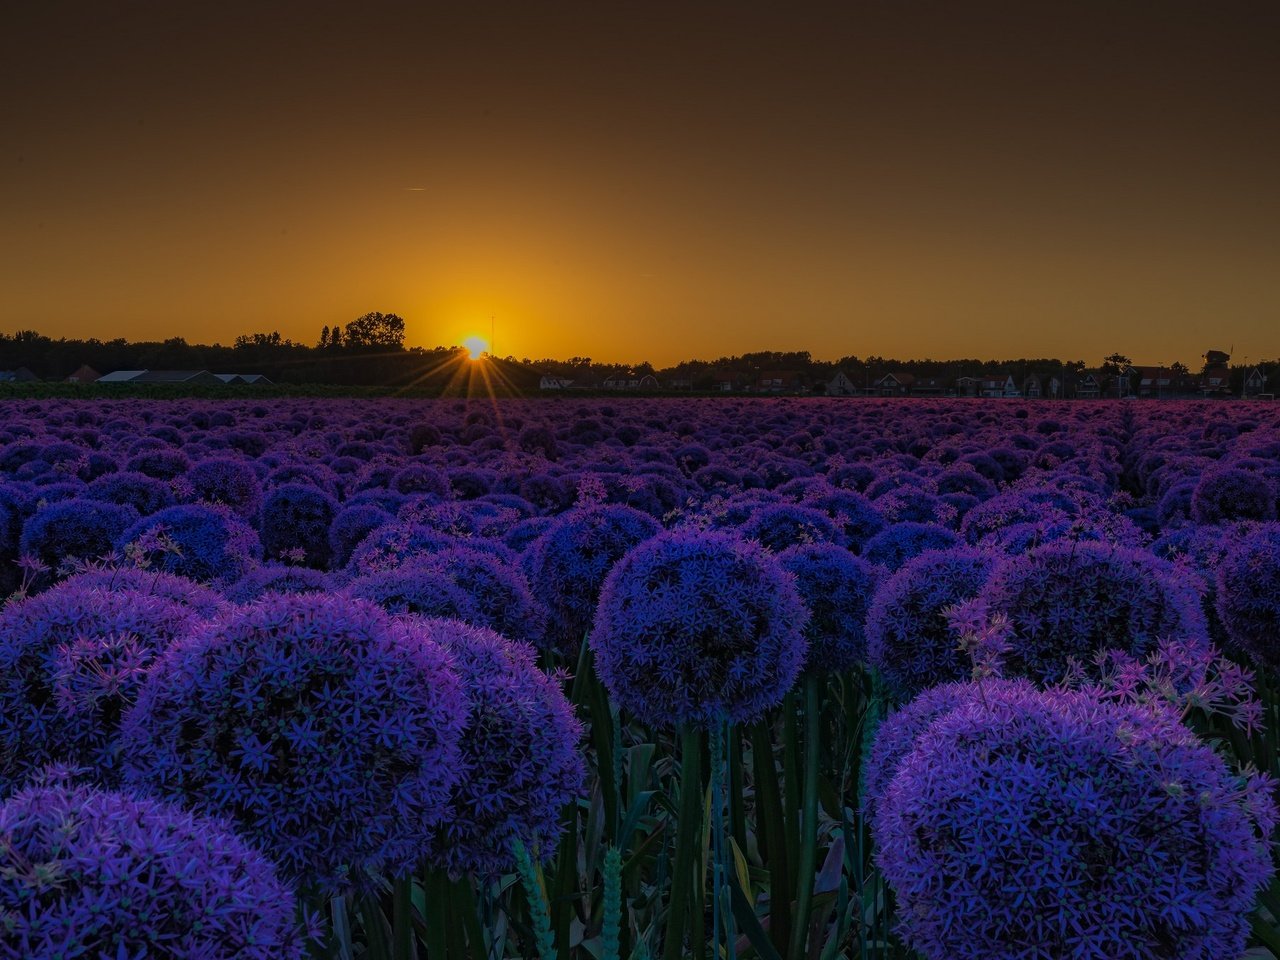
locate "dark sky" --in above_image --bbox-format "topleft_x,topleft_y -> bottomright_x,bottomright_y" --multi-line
3,1 -> 1277,364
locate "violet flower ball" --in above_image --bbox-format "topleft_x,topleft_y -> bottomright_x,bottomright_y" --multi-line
591,530 -> 808,728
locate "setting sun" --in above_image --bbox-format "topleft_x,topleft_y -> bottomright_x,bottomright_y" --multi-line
462,335 -> 489,360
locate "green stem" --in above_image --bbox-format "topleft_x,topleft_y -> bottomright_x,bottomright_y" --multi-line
551,800 -> 579,959
782,691 -> 801,852
663,725 -> 705,960
450,876 -> 486,960
727,727 -> 746,851
422,869 -> 449,960
750,718 -> 791,954
392,876 -> 415,960
359,892 -> 392,960
603,846 -> 623,960
787,675 -> 822,960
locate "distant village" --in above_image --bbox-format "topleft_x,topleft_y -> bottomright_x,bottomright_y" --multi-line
0,327 -> 1274,400
536,350 -> 1272,399
0,367 -> 274,386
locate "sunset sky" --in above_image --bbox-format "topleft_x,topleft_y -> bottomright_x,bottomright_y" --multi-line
2,2 -> 1277,366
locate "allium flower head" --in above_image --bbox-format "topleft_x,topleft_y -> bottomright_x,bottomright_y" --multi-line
978,541 -> 1208,684
258,482 -> 338,569
185,457 -> 263,518
861,521 -> 960,571
59,566 -> 227,619
0,780 -> 305,959
739,502 -> 846,551
591,530 -> 808,728
121,593 -> 466,894
1191,463 -> 1277,525
0,583 -> 201,793
413,619 -> 584,878
118,503 -> 262,584
225,563 -> 334,603
523,504 -> 661,657
861,677 -> 1036,822
873,685 -> 1276,960
19,498 -> 139,581
777,543 -> 878,673
1215,522 -> 1280,670
866,547 -> 999,701
350,547 -> 545,645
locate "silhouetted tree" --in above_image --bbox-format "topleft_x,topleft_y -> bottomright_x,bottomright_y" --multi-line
318,325 -> 330,348
1101,352 -> 1132,375
330,325 -> 344,349
343,312 -> 405,350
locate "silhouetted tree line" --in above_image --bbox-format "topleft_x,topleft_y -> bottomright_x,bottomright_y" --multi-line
0,313 -> 532,391
2,322 -> 1274,394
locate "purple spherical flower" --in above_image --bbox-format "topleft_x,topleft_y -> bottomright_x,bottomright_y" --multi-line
84,469 -> 177,515
59,566 -> 227,619
740,503 -> 847,551
978,541 -> 1208,683
414,619 -> 584,878
524,505 -> 661,657
778,543 -> 878,673
328,502 -> 393,567
19,498 -> 139,579
121,593 -> 466,894
184,457 -> 263,518
118,504 -> 262,585
1191,464 -> 1277,525
350,547 -> 545,645
873,685 -> 1276,959
860,677 -> 1037,823
591,530 -> 808,728
1215,522 -> 1280,670
861,522 -> 960,571
0,582 -> 202,792
225,563 -> 335,603
125,446 -> 190,480
866,547 -> 999,701
348,521 -> 517,576
0,781 -> 305,959
258,483 -> 338,568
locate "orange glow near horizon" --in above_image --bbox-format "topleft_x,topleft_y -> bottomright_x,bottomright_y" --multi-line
1,5 -> 1277,367
462,336 -> 489,361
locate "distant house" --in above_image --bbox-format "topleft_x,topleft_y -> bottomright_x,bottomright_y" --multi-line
98,369 -> 224,385
827,370 -> 858,396
911,376 -> 946,396
1244,367 -> 1268,398
1047,376 -> 1062,399
666,378 -> 693,391
978,375 -> 1018,398
1126,365 -> 1172,398
0,367 -> 39,383
601,373 -> 659,391
875,372 -> 914,396
66,365 -> 100,383
712,375 -> 735,393
956,376 -> 981,398
539,375 -> 574,391
1201,350 -> 1233,397
1023,374 -> 1042,398
213,373 -> 273,386
1075,374 -> 1101,399
756,371 -> 807,394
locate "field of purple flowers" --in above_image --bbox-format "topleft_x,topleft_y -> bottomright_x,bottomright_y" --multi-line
1,396 -> 1278,960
